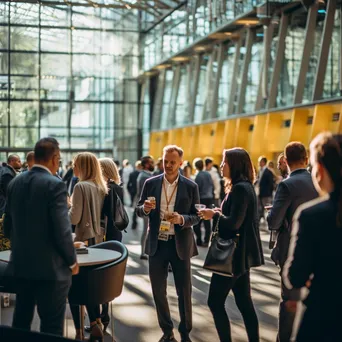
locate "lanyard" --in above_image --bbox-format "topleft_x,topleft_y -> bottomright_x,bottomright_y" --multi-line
163,179 -> 178,212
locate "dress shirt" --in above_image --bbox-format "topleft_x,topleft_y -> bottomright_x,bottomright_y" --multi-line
160,174 -> 184,235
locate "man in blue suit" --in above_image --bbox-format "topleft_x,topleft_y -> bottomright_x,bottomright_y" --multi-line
136,145 -> 200,342
4,137 -> 79,336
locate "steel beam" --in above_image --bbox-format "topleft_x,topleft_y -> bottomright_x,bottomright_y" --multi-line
227,37 -> 242,115
168,64 -> 181,126
312,0 -> 337,101
190,54 -> 201,123
268,14 -> 289,109
237,28 -> 254,114
210,44 -> 225,119
293,1 -> 318,104
152,69 -> 166,129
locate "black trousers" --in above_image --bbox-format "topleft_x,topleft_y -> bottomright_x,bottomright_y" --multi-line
149,238 -> 192,338
208,271 -> 259,342
12,277 -> 71,336
69,303 -> 100,329
193,198 -> 213,244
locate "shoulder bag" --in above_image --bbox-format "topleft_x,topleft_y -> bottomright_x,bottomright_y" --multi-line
203,214 -> 238,277
111,187 -> 129,231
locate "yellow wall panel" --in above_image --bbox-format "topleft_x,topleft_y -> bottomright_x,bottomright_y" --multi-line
311,104 -> 335,139
250,114 -> 268,164
234,117 -> 254,149
223,119 -> 237,149
212,122 -> 225,162
290,107 -> 314,147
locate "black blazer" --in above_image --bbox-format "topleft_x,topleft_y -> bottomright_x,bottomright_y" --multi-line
216,180 -> 264,276
284,192 -> 342,342
0,164 -> 16,216
102,182 -> 124,242
258,167 -> 274,198
4,167 -> 76,281
267,169 -> 318,267
136,174 -> 200,260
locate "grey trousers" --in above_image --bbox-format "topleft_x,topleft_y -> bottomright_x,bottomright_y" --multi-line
141,216 -> 149,255
149,239 -> 192,338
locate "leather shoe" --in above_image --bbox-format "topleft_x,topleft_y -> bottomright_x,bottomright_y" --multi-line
158,334 -> 178,342
181,338 -> 192,342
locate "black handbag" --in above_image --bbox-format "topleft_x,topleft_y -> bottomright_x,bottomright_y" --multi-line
203,215 -> 238,277
113,191 -> 129,231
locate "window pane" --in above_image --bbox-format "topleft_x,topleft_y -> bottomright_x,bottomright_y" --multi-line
10,127 -> 38,147
11,76 -> 38,99
10,101 -> 38,126
0,101 -> 8,126
10,53 -> 38,75
72,55 -> 102,77
72,8 -> 102,29
71,103 -> 99,128
0,127 -> 8,146
70,128 -> 97,149
41,6 -> 70,27
11,27 -> 39,51
0,27 -> 8,49
41,28 -> 70,53
41,77 -> 70,100
72,30 -> 101,54
10,3 -> 39,25
40,127 -> 69,149
74,77 -> 114,101
41,102 -> 68,127
0,3 -> 8,24
41,54 -> 70,77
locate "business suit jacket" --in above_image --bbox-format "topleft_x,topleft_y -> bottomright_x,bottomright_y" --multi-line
4,167 -> 76,281
0,164 -> 16,216
127,170 -> 140,198
267,169 -> 318,267
258,167 -> 274,198
217,180 -> 264,276
284,191 -> 342,341
136,174 -> 200,260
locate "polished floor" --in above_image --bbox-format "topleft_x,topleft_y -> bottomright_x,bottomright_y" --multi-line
1,209 -> 281,342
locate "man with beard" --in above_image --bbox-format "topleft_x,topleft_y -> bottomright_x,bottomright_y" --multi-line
136,155 -> 155,260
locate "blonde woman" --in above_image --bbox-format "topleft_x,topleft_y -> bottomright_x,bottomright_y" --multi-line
68,152 -> 108,341
99,158 -> 124,242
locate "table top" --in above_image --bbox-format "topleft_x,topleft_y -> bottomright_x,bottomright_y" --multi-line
0,248 -> 121,267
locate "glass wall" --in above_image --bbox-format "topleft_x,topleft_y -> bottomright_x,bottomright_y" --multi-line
0,2 -> 140,162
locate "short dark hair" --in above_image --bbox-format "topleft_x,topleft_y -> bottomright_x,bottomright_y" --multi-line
141,155 -> 153,168
258,156 -> 267,165
204,157 -> 213,166
225,148 -> 255,186
285,142 -> 307,166
26,151 -> 34,163
194,158 -> 204,171
7,154 -> 19,163
34,137 -> 59,163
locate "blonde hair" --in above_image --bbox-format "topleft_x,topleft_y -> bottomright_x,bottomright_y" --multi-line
99,158 -> 121,185
163,145 -> 184,158
73,152 -> 108,195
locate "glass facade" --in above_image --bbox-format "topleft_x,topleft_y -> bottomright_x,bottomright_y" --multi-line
147,2 -> 342,132
0,1 -> 140,162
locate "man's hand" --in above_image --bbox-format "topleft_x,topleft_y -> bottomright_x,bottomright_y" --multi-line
143,199 -> 155,213
71,263 -> 79,276
169,212 -> 183,225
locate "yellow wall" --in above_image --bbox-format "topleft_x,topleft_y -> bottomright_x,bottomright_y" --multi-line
149,102 -> 342,164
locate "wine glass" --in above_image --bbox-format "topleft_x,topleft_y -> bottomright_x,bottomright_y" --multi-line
195,204 -> 206,211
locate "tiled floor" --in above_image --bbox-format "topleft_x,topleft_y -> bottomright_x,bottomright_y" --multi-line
1,211 -> 281,341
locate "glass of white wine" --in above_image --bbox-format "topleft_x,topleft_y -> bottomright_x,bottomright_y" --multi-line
195,204 -> 206,211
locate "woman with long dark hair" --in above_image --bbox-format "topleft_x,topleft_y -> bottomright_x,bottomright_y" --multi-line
199,148 -> 264,342
284,132 -> 342,342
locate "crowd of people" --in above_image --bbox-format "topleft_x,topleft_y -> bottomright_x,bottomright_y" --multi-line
0,131 -> 340,342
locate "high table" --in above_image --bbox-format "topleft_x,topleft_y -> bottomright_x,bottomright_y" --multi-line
0,248 -> 121,266
0,248 -> 122,336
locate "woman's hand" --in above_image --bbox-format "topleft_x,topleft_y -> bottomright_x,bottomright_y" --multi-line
198,208 -> 216,220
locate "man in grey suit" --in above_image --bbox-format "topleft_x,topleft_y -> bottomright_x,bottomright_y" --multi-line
4,137 -> 79,336
136,145 -> 200,342
267,141 -> 318,342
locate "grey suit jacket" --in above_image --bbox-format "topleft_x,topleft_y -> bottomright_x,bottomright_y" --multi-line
267,168 -> 318,267
136,174 -> 200,260
4,167 -> 76,281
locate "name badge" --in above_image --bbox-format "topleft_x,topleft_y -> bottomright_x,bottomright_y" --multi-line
160,220 -> 171,232
158,232 -> 169,241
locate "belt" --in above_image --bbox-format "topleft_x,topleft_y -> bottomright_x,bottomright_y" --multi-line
160,234 -> 175,241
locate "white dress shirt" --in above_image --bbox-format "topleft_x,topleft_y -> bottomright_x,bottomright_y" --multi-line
32,164 -> 52,175
160,175 -> 179,235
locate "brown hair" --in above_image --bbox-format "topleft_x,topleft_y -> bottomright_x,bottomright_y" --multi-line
193,157 -> 204,171
224,148 -> 255,190
310,132 -> 342,227
163,145 -> 184,158
26,151 -> 34,163
285,141 -> 307,167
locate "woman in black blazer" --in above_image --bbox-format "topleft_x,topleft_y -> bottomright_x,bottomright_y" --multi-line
199,148 -> 264,342
284,132 -> 342,342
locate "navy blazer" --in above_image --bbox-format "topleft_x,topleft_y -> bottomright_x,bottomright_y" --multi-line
136,174 -> 200,260
259,167 -> 274,198
4,167 -> 76,281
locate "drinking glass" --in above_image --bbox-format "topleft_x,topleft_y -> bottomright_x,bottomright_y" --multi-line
147,196 -> 156,209
195,204 -> 206,211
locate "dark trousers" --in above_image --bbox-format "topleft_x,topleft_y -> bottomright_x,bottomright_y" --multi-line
194,198 -> 213,244
277,275 -> 296,342
258,196 -> 272,220
208,271 -> 259,342
12,277 -> 71,336
149,238 -> 192,338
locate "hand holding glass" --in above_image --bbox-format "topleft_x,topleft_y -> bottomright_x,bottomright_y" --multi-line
195,204 -> 206,211
144,196 -> 156,212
